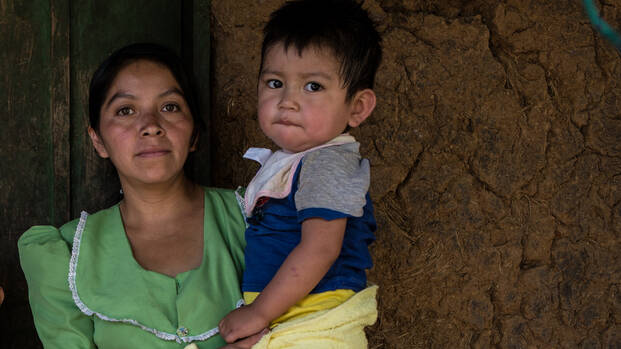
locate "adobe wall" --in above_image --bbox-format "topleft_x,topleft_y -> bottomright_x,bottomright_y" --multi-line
210,1 -> 621,347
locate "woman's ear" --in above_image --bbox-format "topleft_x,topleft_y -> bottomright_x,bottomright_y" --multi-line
88,127 -> 110,158
189,131 -> 199,152
347,89 -> 377,128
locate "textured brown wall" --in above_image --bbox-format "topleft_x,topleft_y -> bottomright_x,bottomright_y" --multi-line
210,1 -> 621,347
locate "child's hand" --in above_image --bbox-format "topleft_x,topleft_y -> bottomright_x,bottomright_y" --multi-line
219,304 -> 270,344
218,328 -> 269,349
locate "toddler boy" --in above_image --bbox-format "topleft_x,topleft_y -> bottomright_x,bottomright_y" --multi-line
219,0 -> 382,346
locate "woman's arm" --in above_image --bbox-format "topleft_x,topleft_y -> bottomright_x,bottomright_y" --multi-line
19,226 -> 96,348
218,217 -> 346,343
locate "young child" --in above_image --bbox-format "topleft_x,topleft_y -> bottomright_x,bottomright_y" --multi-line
219,0 -> 382,346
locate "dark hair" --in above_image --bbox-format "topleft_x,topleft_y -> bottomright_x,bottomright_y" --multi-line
88,42 -> 205,146
260,0 -> 382,100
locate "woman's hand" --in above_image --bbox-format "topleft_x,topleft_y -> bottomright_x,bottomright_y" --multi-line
219,304 -> 270,343
219,328 -> 268,349
0,286 -> 4,306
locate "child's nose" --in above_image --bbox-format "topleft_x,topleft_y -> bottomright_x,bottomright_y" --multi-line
277,87 -> 299,111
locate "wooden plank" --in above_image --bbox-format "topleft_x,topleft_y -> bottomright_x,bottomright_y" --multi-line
0,1 -> 58,348
69,0 -> 183,217
184,0 -> 212,185
0,2 -> 208,346
50,0 -> 71,226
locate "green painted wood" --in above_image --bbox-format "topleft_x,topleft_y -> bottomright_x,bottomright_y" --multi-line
1,1 -> 211,346
69,0 -> 184,217
51,0 -> 71,226
184,0 -> 212,185
0,1 -> 67,347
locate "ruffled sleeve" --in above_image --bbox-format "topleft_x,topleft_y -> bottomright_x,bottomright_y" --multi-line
18,225 -> 96,348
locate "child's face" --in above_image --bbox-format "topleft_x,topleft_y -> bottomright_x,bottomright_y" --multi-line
258,43 -> 356,153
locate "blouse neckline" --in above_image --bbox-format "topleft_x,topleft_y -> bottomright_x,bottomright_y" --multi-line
114,203 -> 206,281
67,189 -> 243,344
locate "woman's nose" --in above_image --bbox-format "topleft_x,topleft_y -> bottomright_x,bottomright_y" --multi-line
140,112 -> 165,137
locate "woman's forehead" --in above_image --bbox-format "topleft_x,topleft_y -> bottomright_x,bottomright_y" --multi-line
106,61 -> 182,97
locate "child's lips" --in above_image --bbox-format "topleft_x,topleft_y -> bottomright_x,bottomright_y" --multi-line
275,120 -> 296,126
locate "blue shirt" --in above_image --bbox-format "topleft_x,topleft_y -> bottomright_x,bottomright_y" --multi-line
242,160 -> 376,294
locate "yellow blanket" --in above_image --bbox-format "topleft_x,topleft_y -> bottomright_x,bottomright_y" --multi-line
251,285 -> 378,349
184,286 -> 377,349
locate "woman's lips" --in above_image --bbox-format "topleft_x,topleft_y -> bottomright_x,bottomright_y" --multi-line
136,150 -> 170,158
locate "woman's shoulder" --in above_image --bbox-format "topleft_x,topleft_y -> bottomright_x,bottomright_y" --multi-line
202,186 -> 235,199
18,217 -> 82,283
18,220 -> 77,252
19,205 -> 118,251
202,186 -> 244,217
202,186 -> 247,255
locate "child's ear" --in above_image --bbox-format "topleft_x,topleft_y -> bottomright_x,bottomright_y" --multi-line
88,127 -> 110,158
347,89 -> 376,128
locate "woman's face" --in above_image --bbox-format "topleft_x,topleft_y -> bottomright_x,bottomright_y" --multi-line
88,60 -> 195,187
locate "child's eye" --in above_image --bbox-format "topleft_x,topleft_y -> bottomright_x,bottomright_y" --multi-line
161,103 -> 180,112
116,107 -> 135,116
304,82 -> 323,92
267,79 -> 283,89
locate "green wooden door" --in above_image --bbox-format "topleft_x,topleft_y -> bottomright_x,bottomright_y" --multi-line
0,1 -> 210,347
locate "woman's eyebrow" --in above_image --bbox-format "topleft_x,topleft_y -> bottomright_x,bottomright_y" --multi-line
105,91 -> 135,108
158,87 -> 184,98
104,88 -> 184,109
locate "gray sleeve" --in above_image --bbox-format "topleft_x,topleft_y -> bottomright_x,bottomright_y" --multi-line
295,143 -> 370,217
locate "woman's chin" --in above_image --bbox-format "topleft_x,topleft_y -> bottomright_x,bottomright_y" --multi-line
120,169 -> 184,187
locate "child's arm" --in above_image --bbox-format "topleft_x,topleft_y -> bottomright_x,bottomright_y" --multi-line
218,217 -> 347,343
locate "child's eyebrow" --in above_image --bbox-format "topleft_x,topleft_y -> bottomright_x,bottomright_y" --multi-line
260,69 -> 333,81
299,72 -> 333,81
260,69 -> 280,76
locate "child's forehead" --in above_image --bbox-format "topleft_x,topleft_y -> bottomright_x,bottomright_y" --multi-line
264,41 -> 340,64
262,44 -> 345,80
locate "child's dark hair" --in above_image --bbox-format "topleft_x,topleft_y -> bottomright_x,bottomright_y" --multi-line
261,0 -> 382,100
88,43 -> 205,147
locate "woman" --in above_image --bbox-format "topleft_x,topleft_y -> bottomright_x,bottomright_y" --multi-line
18,43 -> 264,349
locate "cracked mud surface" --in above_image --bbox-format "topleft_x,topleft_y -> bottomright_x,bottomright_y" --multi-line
210,1 -> 621,347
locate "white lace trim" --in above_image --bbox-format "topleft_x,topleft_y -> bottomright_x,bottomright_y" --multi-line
236,298 -> 246,308
235,186 -> 249,228
67,210 -> 243,344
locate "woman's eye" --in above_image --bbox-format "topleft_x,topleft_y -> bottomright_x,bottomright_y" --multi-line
304,82 -> 323,92
162,103 -> 180,112
116,107 -> 134,116
267,79 -> 283,89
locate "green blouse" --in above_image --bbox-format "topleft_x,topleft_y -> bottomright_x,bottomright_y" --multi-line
18,188 -> 246,349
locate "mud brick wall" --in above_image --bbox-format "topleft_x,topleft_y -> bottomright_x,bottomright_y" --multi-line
209,1 -> 621,347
